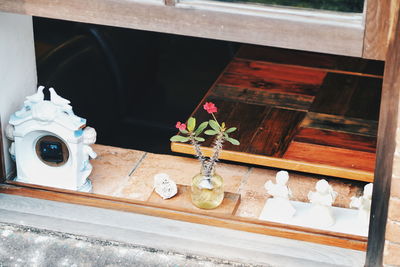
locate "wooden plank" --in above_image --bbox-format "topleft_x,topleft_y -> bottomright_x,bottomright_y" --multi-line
211,85 -> 314,111
345,76 -> 382,121
0,118 -> 5,182
366,5 -> 400,267
0,0 -> 364,57
237,45 -> 384,77
0,182 -> 367,251
363,0 -> 400,60
283,141 -> 376,173
247,108 -> 306,157
302,112 -> 378,137
310,73 -> 360,116
147,184 -> 241,215
171,142 -> 374,182
222,102 -> 270,152
218,71 -> 322,97
225,59 -> 326,85
294,128 -> 376,153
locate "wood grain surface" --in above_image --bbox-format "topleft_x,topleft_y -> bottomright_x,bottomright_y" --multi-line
147,184 -> 241,215
172,44 -> 383,181
237,45 -> 384,76
283,141 -> 376,173
363,0 -> 400,60
294,128 -> 376,153
366,5 -> 400,266
0,0 -> 365,57
0,182 -> 368,251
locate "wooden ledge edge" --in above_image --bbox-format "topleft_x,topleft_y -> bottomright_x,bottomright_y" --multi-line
0,182 -> 367,251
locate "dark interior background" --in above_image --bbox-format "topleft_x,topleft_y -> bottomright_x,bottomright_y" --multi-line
33,17 -> 239,154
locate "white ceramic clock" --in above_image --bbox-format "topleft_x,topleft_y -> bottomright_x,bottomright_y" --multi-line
5,86 -> 97,192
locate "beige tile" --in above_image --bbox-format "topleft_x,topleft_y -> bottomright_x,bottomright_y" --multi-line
90,144 -> 146,196
118,153 -> 248,201
384,241 -> 400,266
386,219 -> 400,244
235,190 -> 267,219
389,198 -> 400,221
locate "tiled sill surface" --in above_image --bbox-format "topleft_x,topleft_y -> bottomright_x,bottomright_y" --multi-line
90,144 -> 363,218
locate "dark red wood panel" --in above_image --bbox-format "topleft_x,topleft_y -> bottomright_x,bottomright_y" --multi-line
236,45 -> 384,77
302,112 -> 378,137
211,85 -> 314,111
310,73 -> 360,116
346,76 -> 382,121
284,141 -> 376,172
172,44 -> 383,180
225,59 -> 326,85
222,102 -> 271,152
247,108 -> 306,157
294,128 -> 377,153
218,72 -> 321,96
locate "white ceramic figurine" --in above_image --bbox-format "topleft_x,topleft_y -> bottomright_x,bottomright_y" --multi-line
264,170 -> 296,219
307,179 -> 337,227
154,173 -> 178,199
350,183 -> 373,226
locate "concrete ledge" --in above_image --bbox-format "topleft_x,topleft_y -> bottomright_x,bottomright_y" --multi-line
0,193 -> 365,266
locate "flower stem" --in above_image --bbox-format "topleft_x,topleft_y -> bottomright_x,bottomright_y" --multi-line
189,133 -> 205,165
204,132 -> 224,177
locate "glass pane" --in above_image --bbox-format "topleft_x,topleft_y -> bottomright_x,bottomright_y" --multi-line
208,0 -> 364,13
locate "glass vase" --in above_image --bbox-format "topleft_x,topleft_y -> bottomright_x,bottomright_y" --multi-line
191,167 -> 224,209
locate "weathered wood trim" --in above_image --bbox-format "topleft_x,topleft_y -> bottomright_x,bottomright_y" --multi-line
366,6 -> 400,267
171,142 -> 374,182
0,0 -> 363,57
363,0 -> 400,60
0,181 -> 367,251
0,119 -> 5,182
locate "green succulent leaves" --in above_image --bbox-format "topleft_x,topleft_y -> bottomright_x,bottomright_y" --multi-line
187,117 -> 196,132
195,121 -> 208,136
171,117 -> 239,146
170,135 -> 190,142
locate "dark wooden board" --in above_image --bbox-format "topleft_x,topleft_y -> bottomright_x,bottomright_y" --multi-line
246,108 -> 306,157
211,85 -> 314,111
221,102 -> 270,152
294,128 -> 377,153
236,45 -> 384,77
147,184 -> 241,216
172,44 -> 383,181
283,141 -> 376,173
225,59 -> 326,85
310,73 -> 360,116
366,7 -> 400,267
302,112 -> 378,137
345,76 -> 382,121
218,72 -> 321,96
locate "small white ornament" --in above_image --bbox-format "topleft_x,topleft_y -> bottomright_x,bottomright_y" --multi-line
350,183 -> 373,226
264,170 -> 296,219
154,173 -> 178,199
307,179 -> 337,227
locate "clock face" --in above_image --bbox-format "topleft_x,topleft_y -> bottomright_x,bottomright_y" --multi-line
35,135 -> 69,166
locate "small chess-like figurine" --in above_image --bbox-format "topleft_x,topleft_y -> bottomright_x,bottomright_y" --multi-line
350,183 -> 373,225
308,179 -> 337,227
264,170 -> 296,219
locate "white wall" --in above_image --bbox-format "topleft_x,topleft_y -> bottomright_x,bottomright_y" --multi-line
0,12 -> 37,177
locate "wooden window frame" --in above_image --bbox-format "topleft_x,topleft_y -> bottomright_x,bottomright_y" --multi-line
0,0 -> 399,266
0,0 -> 378,58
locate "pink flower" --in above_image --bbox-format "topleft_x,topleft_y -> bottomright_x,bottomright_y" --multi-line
175,121 -> 186,130
203,102 -> 218,114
